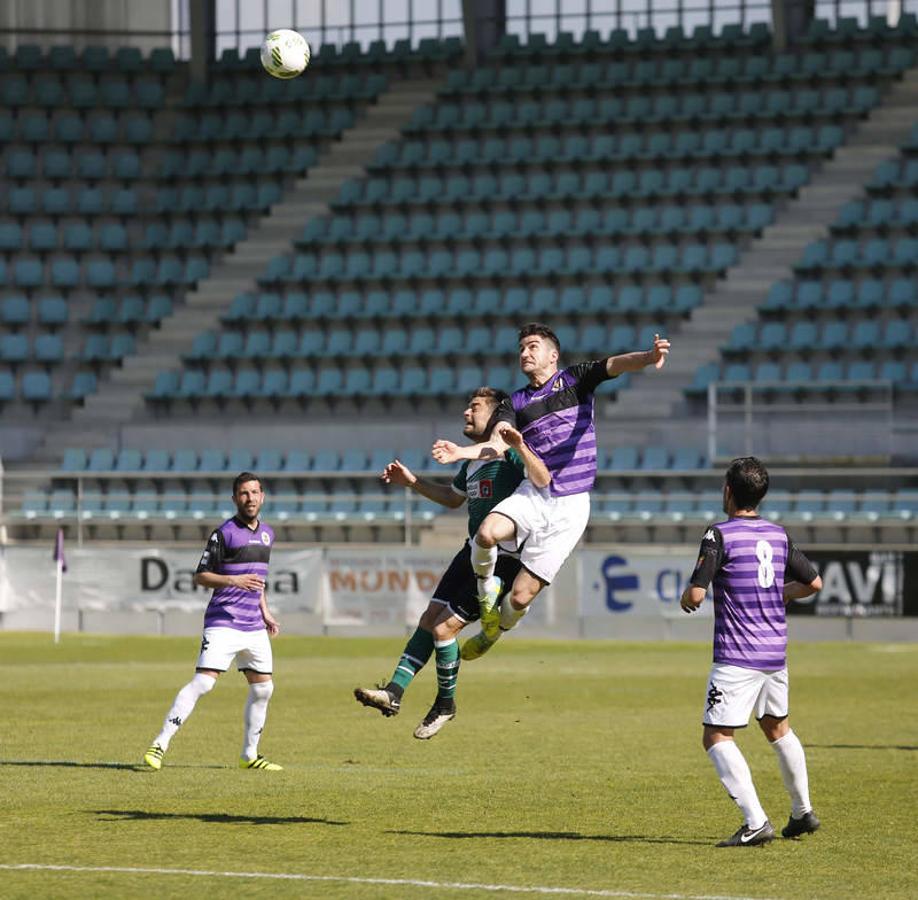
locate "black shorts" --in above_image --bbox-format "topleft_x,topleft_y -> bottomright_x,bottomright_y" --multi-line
432,541 -> 522,623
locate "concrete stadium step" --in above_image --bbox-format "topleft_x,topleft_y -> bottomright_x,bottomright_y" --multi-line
610,61 -> 918,436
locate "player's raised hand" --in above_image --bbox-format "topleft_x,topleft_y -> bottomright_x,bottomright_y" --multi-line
501,426 -> 524,449
431,439 -> 461,464
650,333 -> 671,370
381,459 -> 416,487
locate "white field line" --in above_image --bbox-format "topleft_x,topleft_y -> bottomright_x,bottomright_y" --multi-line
0,863 -> 780,900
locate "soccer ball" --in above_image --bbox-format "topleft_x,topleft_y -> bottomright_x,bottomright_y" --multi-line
260,29 -> 310,79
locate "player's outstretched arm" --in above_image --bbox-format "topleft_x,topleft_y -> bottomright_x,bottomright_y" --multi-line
382,459 -> 464,509
606,333 -> 671,377
501,426 -> 551,489
431,427 -> 510,465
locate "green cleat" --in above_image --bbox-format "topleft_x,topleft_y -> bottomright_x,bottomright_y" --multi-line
477,575 -> 503,639
143,744 -> 165,770
460,629 -> 500,660
240,755 -> 283,771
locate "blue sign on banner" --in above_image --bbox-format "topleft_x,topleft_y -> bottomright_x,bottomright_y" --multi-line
579,550 -> 713,618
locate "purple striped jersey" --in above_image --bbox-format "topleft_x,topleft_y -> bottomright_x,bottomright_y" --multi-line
689,516 -> 816,671
496,361 -> 615,497
195,516 -> 274,632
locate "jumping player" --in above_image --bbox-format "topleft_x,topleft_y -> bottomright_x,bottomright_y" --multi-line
354,387 -> 550,738
681,456 -> 823,846
432,323 -> 670,657
143,472 -> 282,771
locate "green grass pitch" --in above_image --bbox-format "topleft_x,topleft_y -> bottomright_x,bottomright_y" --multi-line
1,632 -> 916,899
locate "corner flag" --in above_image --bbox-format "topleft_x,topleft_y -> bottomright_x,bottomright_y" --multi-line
53,528 -> 67,573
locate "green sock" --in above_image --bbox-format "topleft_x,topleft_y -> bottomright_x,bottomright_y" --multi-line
434,638 -> 460,705
388,627 -> 434,693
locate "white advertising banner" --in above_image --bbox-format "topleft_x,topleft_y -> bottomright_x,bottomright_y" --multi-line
578,549 -> 713,619
323,547 -> 453,626
0,544 -> 554,628
0,546 -> 324,615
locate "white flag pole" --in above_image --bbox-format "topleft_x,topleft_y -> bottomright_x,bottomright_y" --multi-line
53,555 -> 63,644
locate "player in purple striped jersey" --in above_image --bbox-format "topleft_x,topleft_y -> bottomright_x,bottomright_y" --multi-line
680,457 -> 823,847
143,472 -> 283,772
432,323 -> 670,658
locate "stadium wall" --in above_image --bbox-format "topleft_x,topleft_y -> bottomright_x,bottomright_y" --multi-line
2,543 -> 916,641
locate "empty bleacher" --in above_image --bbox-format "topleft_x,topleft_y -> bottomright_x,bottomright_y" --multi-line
687,118 -> 918,404
3,16 -> 918,547
141,20 -> 914,416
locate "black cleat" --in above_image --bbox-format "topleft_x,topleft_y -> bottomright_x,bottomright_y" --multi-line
782,811 -> 820,838
354,685 -> 400,717
717,820 -> 775,847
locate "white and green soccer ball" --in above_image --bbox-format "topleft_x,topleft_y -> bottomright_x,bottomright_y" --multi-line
260,29 -> 311,79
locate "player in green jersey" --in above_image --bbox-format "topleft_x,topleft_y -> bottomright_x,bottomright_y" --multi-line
354,386 -> 550,739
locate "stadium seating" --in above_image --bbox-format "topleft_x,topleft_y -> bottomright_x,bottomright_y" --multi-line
5,21 -> 918,543
141,19 -> 914,412
687,116 -> 918,402
0,41 -> 395,415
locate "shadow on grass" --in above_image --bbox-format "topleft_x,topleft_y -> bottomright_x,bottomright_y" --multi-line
809,744 -> 918,752
94,809 -> 349,826
388,830 -> 710,847
0,760 -> 164,771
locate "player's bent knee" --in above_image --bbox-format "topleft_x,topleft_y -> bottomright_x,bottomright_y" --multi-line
759,716 -> 788,741
192,672 -> 217,693
474,527 -> 498,549
418,605 -> 442,631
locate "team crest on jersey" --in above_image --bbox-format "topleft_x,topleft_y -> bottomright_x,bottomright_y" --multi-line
469,479 -> 493,500
260,531 -> 270,545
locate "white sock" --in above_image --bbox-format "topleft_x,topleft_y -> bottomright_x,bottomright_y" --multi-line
499,599 -> 528,631
154,672 -> 215,750
771,729 -> 812,818
242,681 -> 274,761
707,740 -> 768,829
470,540 -> 497,580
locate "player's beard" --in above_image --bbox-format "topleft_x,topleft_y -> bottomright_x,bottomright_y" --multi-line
237,506 -> 260,523
463,424 -> 486,442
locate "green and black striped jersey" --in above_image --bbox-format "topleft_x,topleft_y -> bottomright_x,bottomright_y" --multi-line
451,448 -> 526,538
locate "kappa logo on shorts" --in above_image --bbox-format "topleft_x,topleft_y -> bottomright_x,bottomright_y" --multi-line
706,683 -> 725,712
200,636 -> 210,652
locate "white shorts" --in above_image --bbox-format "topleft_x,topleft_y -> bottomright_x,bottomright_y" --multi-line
196,626 -> 273,675
491,481 -> 591,584
703,663 -> 789,727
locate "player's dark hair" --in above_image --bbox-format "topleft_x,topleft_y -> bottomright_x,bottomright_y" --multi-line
518,323 -> 560,353
725,457 -> 769,510
233,471 -> 263,494
469,386 -> 509,408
